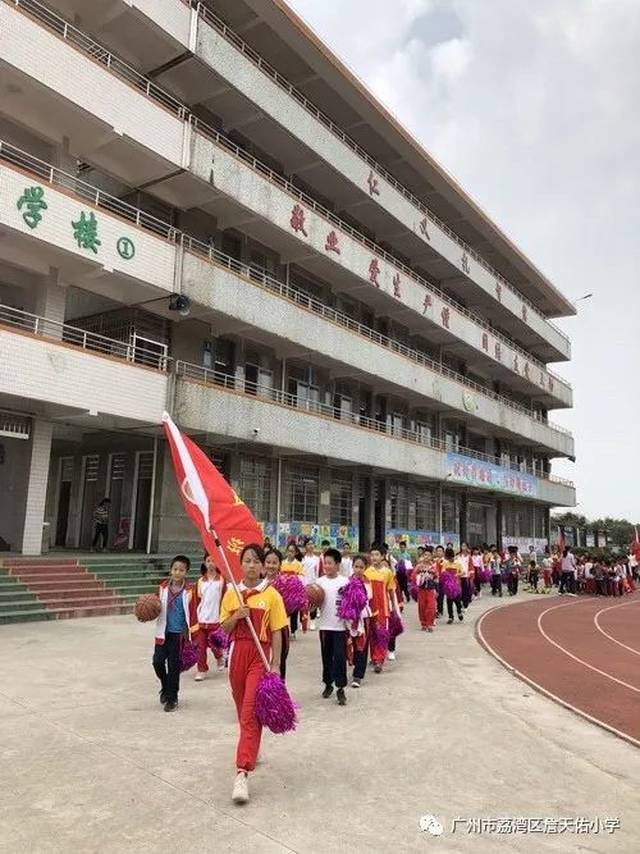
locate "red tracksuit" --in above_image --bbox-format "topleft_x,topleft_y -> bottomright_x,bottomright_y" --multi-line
418,588 -> 436,629
220,585 -> 288,772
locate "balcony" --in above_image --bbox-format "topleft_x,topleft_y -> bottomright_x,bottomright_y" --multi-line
174,362 -> 576,508
0,0 -> 573,409
0,305 -> 169,425
0,140 -> 574,458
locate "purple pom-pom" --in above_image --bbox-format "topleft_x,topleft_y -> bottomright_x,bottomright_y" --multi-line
370,619 -> 390,650
337,576 -> 368,622
395,559 -> 407,576
208,627 -> 229,654
255,671 -> 298,734
409,581 -> 419,602
180,640 -> 199,672
440,570 -> 461,600
388,611 -> 404,639
271,573 -> 308,616
480,568 -> 492,583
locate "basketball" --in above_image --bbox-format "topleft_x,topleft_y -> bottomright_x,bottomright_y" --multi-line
134,593 -> 161,622
305,583 -> 325,607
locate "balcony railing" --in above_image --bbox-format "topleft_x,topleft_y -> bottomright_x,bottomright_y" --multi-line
175,360 -> 574,489
0,139 -> 572,442
195,1 -> 571,347
0,304 -> 169,370
8,0 -> 572,380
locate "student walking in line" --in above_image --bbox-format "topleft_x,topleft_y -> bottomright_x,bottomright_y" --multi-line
314,548 -> 349,706
194,553 -> 226,681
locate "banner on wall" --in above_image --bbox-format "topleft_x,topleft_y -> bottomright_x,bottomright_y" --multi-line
446,452 -> 538,498
273,522 -> 358,550
502,536 -> 548,555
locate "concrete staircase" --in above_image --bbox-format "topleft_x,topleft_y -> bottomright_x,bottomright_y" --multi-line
0,556 -> 177,624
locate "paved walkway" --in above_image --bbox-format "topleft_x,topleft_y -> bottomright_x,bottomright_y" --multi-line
1,592 -> 639,853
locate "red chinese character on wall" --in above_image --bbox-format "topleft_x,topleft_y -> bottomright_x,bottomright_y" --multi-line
522,304 -> 528,323
513,355 -> 520,373
495,282 -> 502,302
325,230 -> 340,254
461,252 -> 470,274
419,217 -> 430,240
441,306 -> 450,329
482,332 -> 489,352
392,272 -> 401,298
494,342 -> 502,361
367,170 -> 380,197
422,293 -> 432,314
290,203 -> 308,237
368,258 -> 381,287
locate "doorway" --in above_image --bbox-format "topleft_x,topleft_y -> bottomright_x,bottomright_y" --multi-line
55,457 -> 74,547
130,451 -> 153,551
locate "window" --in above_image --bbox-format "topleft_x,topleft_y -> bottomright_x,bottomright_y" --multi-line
330,475 -> 352,525
284,465 -> 318,522
415,416 -> 433,445
239,457 -> 271,522
208,449 -> 229,481
415,488 -> 437,531
442,494 -> 459,534
389,482 -> 409,529
333,393 -> 352,422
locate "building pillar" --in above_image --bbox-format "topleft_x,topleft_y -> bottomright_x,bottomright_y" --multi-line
318,465 -> 331,527
496,501 -> 504,551
459,492 -> 468,545
21,419 -> 54,555
33,268 -> 67,339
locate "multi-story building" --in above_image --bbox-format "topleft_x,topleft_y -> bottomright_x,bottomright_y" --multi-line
0,0 -> 576,557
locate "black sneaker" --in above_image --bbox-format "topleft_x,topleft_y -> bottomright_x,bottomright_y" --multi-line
164,700 -> 178,712
159,690 -> 167,706
337,688 -> 347,706
447,618 -> 454,624
458,612 -> 464,621
322,685 -> 334,699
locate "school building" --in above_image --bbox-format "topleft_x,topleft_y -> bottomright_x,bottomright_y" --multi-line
0,0 -> 576,557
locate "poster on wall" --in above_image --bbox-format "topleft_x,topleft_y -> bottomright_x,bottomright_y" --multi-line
446,452 -> 538,498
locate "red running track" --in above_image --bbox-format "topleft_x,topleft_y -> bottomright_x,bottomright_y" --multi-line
477,592 -> 640,746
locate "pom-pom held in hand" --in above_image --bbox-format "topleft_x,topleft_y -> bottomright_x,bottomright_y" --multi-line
208,627 -> 229,654
134,593 -> 161,622
180,640 -> 199,672
255,671 -> 298,734
337,576 -> 368,622
409,582 -> 419,602
370,619 -> 390,650
272,574 -> 308,615
388,611 -> 404,639
440,570 -> 461,600
305,583 -> 325,608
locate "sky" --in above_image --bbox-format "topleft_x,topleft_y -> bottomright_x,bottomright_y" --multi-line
286,0 -> 640,521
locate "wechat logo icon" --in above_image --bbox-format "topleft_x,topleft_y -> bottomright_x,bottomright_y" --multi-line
420,815 -> 444,835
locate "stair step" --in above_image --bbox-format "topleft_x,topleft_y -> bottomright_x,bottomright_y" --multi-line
0,602 -> 135,623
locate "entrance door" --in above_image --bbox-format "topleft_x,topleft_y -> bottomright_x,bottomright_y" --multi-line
78,454 -> 101,548
374,479 -> 385,545
106,453 -> 127,549
55,457 -> 74,547
130,451 -> 153,551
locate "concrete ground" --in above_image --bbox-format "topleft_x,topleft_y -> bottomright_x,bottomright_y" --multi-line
1,591 -> 639,854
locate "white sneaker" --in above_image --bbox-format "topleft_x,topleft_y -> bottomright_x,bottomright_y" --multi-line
232,772 -> 249,804
194,672 -> 205,682
388,652 -> 396,661
309,621 -> 316,631
217,662 -> 225,672
351,679 -> 360,688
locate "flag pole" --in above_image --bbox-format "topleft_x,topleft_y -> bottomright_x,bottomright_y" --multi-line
209,527 -> 271,672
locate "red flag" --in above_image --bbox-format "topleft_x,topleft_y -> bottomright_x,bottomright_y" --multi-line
558,527 -> 566,553
631,526 -> 640,559
162,412 -> 262,582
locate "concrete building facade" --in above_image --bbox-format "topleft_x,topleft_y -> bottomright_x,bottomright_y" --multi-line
0,0 -> 576,555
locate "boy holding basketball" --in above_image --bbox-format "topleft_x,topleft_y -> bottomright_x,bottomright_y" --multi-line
313,548 -> 348,705
153,555 -> 199,712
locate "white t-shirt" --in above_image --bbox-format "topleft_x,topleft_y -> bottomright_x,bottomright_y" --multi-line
302,554 -> 320,585
196,577 -> 224,624
340,557 -> 353,577
316,574 -> 347,631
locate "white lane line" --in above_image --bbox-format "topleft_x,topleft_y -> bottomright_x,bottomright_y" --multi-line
593,599 -> 640,656
476,606 -> 640,749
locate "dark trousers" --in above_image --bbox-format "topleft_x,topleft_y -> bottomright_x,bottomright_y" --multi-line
152,632 -> 181,702
290,610 -> 299,635
507,573 -> 519,595
474,574 -> 482,595
352,623 -> 369,680
491,575 -> 502,596
437,587 -> 445,616
320,630 -> 347,689
460,577 -> 471,608
92,522 -> 108,549
559,571 -> 573,594
446,595 -> 463,619
529,570 -> 539,590
279,626 -> 290,682
396,572 -> 410,603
